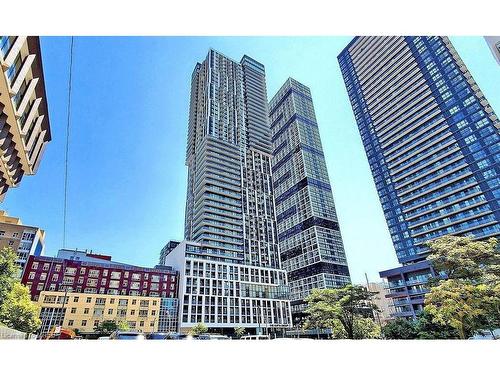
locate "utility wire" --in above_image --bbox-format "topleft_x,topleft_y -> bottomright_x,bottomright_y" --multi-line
62,36 -> 74,249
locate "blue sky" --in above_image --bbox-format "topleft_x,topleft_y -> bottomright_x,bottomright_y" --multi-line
2,36 -> 499,284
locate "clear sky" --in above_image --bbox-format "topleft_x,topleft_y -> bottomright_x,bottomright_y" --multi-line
2,36 -> 499,284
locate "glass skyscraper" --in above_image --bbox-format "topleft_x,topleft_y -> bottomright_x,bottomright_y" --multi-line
165,49 -> 291,333
269,78 -> 351,321
338,36 -> 499,318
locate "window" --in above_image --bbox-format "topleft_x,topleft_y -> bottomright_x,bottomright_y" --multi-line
71,308 -> 77,314
81,320 -> 87,327
86,297 -> 92,303
108,309 -> 113,315
68,320 -> 74,326
42,263 -> 49,271
28,272 -> 35,280
32,262 -> 39,270
73,296 -> 79,303
84,308 -> 89,314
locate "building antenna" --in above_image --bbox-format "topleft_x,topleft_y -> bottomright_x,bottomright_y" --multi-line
62,36 -> 74,249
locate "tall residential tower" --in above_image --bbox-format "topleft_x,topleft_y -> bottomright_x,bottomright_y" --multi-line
164,49 -> 291,334
269,78 -> 351,320
0,36 -> 51,202
338,36 -> 499,318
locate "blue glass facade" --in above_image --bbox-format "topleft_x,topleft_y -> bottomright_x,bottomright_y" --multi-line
269,78 -> 351,319
338,36 -> 499,318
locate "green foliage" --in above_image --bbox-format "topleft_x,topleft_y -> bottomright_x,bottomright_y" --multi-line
426,236 -> 499,281
189,322 -> 208,336
304,284 -> 380,339
234,326 -> 246,338
382,318 -> 418,340
116,320 -> 130,332
0,247 -> 19,306
424,236 -> 500,339
414,310 -> 459,339
0,282 -> 41,333
95,320 -> 118,335
353,317 -> 381,339
425,279 -> 486,339
95,320 -> 130,335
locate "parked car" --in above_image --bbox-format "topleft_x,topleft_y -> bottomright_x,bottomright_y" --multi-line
146,332 -> 169,340
109,331 -> 145,340
468,329 -> 500,340
196,334 -> 230,340
165,332 -> 188,340
240,335 -> 270,340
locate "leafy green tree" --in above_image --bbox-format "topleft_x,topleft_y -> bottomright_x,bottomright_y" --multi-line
382,318 -> 418,340
189,322 -> 208,336
95,320 -> 118,335
304,285 -> 380,339
414,310 -> 459,339
424,236 -> 500,339
116,320 -> 130,332
353,317 -> 381,339
424,279 -> 486,339
0,282 -> 41,333
234,326 -> 246,338
0,247 -> 19,306
426,236 -> 499,281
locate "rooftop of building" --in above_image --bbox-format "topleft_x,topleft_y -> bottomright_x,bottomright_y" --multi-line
0,210 -> 44,234
29,248 -> 176,273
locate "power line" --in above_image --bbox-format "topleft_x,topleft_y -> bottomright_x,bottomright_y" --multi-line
62,36 -> 74,249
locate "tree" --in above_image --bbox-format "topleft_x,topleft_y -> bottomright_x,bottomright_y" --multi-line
414,310 -> 459,339
0,247 -> 18,306
0,282 -> 41,333
424,279 -> 485,339
424,236 -> 500,339
382,318 -> 418,340
189,322 -> 208,336
426,236 -> 499,281
95,320 -> 118,335
116,320 -> 130,332
234,326 -> 246,338
353,317 -> 381,339
304,285 -> 380,339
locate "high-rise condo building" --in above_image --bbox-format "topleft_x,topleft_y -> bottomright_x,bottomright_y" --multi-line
164,49 -> 291,334
338,36 -> 500,318
0,210 -> 45,271
0,36 -> 51,202
269,78 -> 351,321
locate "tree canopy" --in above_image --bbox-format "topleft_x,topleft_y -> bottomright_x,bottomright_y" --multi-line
0,282 -> 41,333
0,247 -> 41,334
382,318 -> 418,340
304,284 -> 380,339
189,322 -> 208,336
0,247 -> 19,306
424,236 -> 499,339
